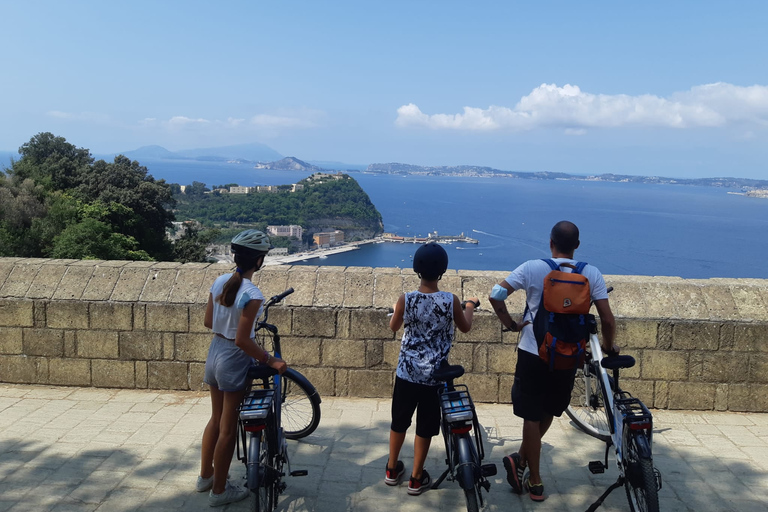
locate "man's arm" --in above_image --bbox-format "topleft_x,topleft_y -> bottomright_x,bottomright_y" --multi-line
488,281 -> 525,332
593,299 -> 617,354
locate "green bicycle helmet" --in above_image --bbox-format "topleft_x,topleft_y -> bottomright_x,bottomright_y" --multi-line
231,229 -> 272,254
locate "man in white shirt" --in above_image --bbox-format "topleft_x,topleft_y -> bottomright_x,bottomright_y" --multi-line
488,221 -> 616,502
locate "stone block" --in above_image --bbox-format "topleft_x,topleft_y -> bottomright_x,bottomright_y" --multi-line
449,343 -> 474,372
0,300 -> 34,327
715,383 -> 728,411
349,310 -> 393,340
488,344 -> 518,374
147,361 -> 190,390
175,333 -> 212,363
727,383 -> 768,412
668,382 -> 716,410
348,370 -> 391,398
730,284 -> 768,321
119,331 -> 163,360
135,361 -> 148,388
735,324 -> 768,352
189,362 -> 206,391
641,350 -> 688,381
23,328 -> 64,357
0,355 -> 47,383
719,324 -> 735,350
76,330 -> 119,359
0,261 -> 15,290
139,269 -> 177,302
47,302 -> 89,329
671,321 -> 719,350
280,337 -> 321,366
440,274 -> 462,297
284,268 -> 317,306
335,369 -> 349,396
343,269 -> 374,308
266,307 -> 292,336
697,283 -> 739,320
92,360 -> 135,388
64,331 -> 76,357
653,381 -> 669,409
618,379 -> 654,405
372,273 -> 403,309
656,321 -> 673,349
459,372 -> 499,403
81,266 -> 121,301
134,304 -> 146,330
383,340 -> 399,368
749,353 -> 768,383
169,267 -> 208,304
336,310 -> 350,339
664,282 -> 711,320
294,308 -> 336,337
49,358 -> 91,386
689,351 -> 748,383
26,265 -> 66,299
454,314 -> 501,343
615,319 -> 658,349
0,327 -> 23,354
499,374 -> 515,403
52,266 -> 95,300
313,270 -> 346,307
111,268 -> 150,302
460,275 -> 498,308
188,304 -> 209,333
256,268 -> 289,302
294,367 -> 335,397
0,264 -> 39,298
90,302 -> 133,331
473,343 -> 488,373
33,302 -> 46,327
322,339 -> 366,368
197,264 -> 230,303
162,333 -> 175,360
146,304 -> 189,333
365,340 -> 384,368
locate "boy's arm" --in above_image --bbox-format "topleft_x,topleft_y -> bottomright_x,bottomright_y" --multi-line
453,294 -> 477,333
389,294 -> 405,332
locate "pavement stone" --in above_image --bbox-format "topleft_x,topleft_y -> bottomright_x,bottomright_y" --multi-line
0,384 -> 767,511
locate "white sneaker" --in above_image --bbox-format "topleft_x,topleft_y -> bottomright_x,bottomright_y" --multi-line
208,481 -> 249,507
196,474 -> 230,492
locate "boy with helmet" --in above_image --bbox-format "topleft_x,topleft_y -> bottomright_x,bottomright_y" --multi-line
198,229 -> 288,507
386,242 -> 479,495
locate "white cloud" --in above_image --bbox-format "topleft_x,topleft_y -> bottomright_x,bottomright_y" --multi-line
396,82 -> 768,132
249,114 -> 316,128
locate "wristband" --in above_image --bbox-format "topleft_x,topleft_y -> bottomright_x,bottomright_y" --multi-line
461,300 -> 479,309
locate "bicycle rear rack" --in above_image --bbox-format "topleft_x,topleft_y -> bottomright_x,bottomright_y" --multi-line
239,388 -> 274,422
439,386 -> 474,424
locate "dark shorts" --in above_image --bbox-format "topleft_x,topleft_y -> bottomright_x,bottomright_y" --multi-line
511,349 -> 577,422
390,376 -> 441,438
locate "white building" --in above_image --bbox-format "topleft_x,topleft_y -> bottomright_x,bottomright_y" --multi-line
229,186 -> 253,194
267,225 -> 304,239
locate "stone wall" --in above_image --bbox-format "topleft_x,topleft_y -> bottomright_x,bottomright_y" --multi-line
1,257 -> 767,412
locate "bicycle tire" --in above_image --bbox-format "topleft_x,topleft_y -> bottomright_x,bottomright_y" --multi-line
566,362 -> 611,442
281,370 -> 321,440
247,432 -> 274,512
623,430 -> 660,512
463,487 -> 479,512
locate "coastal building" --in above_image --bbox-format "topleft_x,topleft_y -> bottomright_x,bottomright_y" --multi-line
256,185 -> 278,193
229,186 -> 253,194
313,230 -> 344,248
267,247 -> 288,256
267,225 -> 304,239
291,183 -> 304,192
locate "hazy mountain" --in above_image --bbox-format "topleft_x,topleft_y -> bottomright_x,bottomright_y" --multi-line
254,156 -> 322,172
120,145 -> 178,160
99,142 -> 283,164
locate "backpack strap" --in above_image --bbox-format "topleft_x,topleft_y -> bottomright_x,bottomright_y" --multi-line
573,261 -> 588,274
541,258 -> 559,270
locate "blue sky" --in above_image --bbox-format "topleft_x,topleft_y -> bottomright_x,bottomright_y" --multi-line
1,0 -> 767,178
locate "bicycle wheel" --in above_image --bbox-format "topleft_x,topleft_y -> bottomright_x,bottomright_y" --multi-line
247,432 -> 274,512
623,429 -> 660,512
463,487 -> 479,512
566,362 -> 611,442
281,369 -> 321,440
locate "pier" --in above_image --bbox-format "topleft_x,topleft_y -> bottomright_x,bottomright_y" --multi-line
381,231 -> 478,244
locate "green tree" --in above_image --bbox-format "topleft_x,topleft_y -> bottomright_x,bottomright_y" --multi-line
172,225 -> 220,263
51,217 -> 152,260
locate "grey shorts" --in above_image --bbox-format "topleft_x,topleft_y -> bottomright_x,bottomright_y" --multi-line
203,334 -> 254,392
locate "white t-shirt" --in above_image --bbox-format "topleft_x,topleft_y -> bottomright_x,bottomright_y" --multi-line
209,273 -> 264,340
504,258 -> 609,355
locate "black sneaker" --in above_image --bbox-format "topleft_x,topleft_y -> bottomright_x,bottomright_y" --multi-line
503,452 -> 525,494
385,460 -> 405,486
407,470 -> 431,495
523,471 -> 545,502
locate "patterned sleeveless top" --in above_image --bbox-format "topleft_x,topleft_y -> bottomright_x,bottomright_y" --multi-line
396,290 -> 455,386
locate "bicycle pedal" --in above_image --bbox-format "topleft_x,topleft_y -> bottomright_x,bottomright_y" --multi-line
654,468 -> 663,491
290,470 -> 308,477
480,479 -> 491,492
588,461 -> 605,474
481,463 -> 497,477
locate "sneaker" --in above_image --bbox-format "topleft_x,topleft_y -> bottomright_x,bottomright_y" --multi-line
385,460 -> 405,486
407,470 -> 431,496
523,471 -> 545,502
503,452 -> 526,494
196,473 -> 230,493
208,481 -> 249,507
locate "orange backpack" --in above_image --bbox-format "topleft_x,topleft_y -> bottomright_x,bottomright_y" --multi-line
531,259 -> 593,371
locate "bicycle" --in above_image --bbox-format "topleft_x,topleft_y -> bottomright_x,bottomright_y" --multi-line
566,314 -> 663,512
236,288 -> 322,511
431,360 -> 497,512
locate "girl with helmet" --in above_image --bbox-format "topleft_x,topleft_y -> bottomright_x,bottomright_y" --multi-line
385,242 -> 479,496
198,229 -> 288,507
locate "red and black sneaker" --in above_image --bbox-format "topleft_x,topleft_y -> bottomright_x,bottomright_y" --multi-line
503,452 -> 526,494
385,460 -> 405,486
523,472 -> 545,502
407,470 -> 431,495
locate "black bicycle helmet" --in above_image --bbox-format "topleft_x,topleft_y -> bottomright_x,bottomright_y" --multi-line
231,229 -> 272,255
413,242 -> 448,280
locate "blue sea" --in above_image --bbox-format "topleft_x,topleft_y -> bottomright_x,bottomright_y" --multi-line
143,160 -> 768,279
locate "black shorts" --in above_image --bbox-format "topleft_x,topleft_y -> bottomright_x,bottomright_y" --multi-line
511,349 -> 577,422
390,376 -> 441,438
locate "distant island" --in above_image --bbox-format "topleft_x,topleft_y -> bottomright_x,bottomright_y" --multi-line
364,163 -> 768,191
254,156 -> 323,172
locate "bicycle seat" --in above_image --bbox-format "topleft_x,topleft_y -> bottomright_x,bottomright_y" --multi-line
248,364 -> 278,380
433,361 -> 465,382
600,355 -> 636,370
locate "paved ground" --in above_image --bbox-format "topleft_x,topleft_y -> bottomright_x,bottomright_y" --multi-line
0,384 -> 767,512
